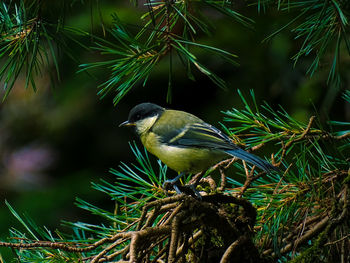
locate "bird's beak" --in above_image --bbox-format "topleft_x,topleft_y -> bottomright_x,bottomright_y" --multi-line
119,120 -> 135,127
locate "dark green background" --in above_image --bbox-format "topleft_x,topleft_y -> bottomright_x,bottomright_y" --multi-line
0,1 -> 348,261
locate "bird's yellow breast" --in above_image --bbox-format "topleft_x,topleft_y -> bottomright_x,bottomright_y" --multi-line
140,131 -> 225,173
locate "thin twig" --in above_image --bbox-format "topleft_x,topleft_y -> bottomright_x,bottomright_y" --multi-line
238,170 -> 266,197
175,230 -> 202,258
168,211 -> 183,263
217,167 -> 227,192
325,234 -> 350,246
220,235 -> 248,263
295,115 -> 315,141
269,215 -> 330,257
90,238 -> 127,263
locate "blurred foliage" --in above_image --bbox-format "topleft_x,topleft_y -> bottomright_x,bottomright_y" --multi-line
259,0 -> 350,85
1,0 -> 349,104
80,1 -> 247,104
0,0 -> 88,100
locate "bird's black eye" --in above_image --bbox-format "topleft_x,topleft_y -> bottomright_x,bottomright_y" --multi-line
128,103 -> 164,123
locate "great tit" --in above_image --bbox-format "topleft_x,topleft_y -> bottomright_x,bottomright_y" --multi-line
120,103 -> 276,191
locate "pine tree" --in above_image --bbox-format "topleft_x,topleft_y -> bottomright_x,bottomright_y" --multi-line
0,1 -> 349,262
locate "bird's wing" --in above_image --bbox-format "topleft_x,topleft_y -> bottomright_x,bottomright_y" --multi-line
148,109 -> 237,149
164,122 -> 238,150
168,123 -> 277,172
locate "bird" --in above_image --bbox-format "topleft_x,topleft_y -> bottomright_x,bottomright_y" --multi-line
120,102 -> 277,194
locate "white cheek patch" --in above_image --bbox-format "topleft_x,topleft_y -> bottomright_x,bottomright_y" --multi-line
136,116 -> 158,134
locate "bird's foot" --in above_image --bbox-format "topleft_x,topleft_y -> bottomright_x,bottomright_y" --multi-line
162,180 -> 202,199
162,180 -> 182,194
184,183 -> 202,199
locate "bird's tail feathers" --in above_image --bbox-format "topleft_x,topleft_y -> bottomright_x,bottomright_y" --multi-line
225,148 -> 277,172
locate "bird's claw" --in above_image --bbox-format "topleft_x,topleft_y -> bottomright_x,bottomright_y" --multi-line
185,183 -> 202,199
162,180 -> 202,199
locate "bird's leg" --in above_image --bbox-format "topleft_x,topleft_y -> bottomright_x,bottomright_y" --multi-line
163,172 -> 204,199
164,172 -> 185,185
185,172 -> 205,199
162,172 -> 185,194
188,172 -> 205,188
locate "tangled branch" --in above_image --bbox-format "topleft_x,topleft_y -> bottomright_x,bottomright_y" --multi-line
1,194 -> 261,263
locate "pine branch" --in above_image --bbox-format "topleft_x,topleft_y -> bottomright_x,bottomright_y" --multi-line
80,1 -> 243,104
1,195 -> 259,262
260,0 -> 350,88
0,0 -> 88,100
1,90 -> 349,262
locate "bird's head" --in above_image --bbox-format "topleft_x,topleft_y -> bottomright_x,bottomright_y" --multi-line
119,103 -> 164,135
